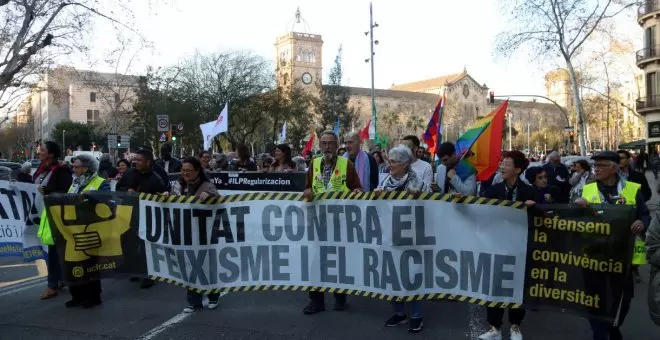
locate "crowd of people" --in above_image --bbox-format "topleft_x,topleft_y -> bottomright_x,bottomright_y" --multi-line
19,131 -> 660,340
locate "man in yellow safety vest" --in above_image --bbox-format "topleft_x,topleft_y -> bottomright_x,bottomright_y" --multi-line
303,130 -> 363,315
575,151 -> 650,340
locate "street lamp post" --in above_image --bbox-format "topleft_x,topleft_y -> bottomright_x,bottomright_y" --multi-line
62,129 -> 66,153
365,2 -> 378,140
508,112 -> 512,150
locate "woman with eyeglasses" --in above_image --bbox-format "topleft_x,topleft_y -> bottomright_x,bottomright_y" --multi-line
64,154 -> 110,309
164,156 -> 221,312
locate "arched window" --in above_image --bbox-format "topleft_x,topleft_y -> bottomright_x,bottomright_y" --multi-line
297,48 -> 303,62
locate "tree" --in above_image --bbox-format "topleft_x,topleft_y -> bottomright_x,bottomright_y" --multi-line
495,0 -> 635,155
0,120 -> 34,160
133,51 -> 279,153
51,120 -> 95,152
260,86 -> 314,152
378,109 -> 402,144
405,115 -> 425,136
131,67 -> 169,151
73,34 -> 143,137
0,0 -> 141,114
579,35 -> 639,150
315,45 -> 357,135
169,51 -> 273,149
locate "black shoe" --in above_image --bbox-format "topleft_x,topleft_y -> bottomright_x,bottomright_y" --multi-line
130,277 -> 140,282
303,302 -> 325,315
385,314 -> 407,327
333,299 -> 348,311
65,299 -> 83,308
408,317 -> 423,333
139,279 -> 154,289
81,299 -> 102,309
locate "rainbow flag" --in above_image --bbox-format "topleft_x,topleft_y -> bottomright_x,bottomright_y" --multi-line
456,101 -> 508,181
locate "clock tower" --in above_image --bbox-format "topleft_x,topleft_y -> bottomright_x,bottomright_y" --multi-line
275,8 -> 323,96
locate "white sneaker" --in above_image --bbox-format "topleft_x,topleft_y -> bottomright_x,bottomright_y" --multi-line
478,327 -> 502,340
509,325 -> 523,340
183,305 -> 201,313
207,300 -> 219,310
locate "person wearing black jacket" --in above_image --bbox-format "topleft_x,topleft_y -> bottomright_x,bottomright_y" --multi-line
34,141 -> 73,300
543,151 -> 570,202
524,166 -> 567,204
479,150 -> 535,340
617,150 -> 652,202
116,148 -> 166,289
154,143 -> 182,173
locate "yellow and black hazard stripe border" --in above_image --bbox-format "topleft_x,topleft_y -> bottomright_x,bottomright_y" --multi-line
138,192 -> 305,204
139,191 -> 525,209
148,275 -> 520,309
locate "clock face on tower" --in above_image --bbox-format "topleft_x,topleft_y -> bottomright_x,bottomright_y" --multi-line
302,72 -> 312,85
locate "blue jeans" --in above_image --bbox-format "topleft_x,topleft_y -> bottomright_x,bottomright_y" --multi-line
186,290 -> 220,307
393,301 -> 422,318
46,245 -> 61,289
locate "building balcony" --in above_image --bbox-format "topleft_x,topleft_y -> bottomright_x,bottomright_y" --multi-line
637,95 -> 660,114
639,1 -> 660,25
637,46 -> 660,67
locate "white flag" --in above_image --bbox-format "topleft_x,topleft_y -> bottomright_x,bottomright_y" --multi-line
199,102 -> 229,150
279,121 -> 287,143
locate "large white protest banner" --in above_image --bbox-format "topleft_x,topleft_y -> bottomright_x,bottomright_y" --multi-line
0,181 -> 46,261
139,193 -> 528,304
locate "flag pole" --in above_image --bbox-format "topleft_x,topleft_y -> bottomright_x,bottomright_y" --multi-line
368,2 -> 377,140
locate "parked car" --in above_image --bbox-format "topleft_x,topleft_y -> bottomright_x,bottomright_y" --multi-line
0,162 -> 21,180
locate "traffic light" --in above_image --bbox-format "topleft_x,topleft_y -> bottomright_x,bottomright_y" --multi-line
170,124 -> 178,141
489,91 -> 495,104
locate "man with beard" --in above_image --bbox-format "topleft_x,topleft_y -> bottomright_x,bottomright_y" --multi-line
302,130 -> 362,315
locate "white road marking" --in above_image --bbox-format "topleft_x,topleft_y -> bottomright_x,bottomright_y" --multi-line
137,292 -> 228,340
137,312 -> 191,340
0,277 -> 46,297
0,263 -> 35,268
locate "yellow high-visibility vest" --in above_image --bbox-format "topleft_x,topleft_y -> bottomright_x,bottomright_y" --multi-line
311,156 -> 350,195
581,181 -> 647,265
38,176 -> 106,246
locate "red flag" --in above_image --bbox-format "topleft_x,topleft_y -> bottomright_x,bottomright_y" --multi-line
422,96 -> 444,155
302,133 -> 315,157
358,120 -> 371,140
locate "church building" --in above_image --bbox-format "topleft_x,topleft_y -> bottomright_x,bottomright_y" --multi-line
275,9 -> 568,148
